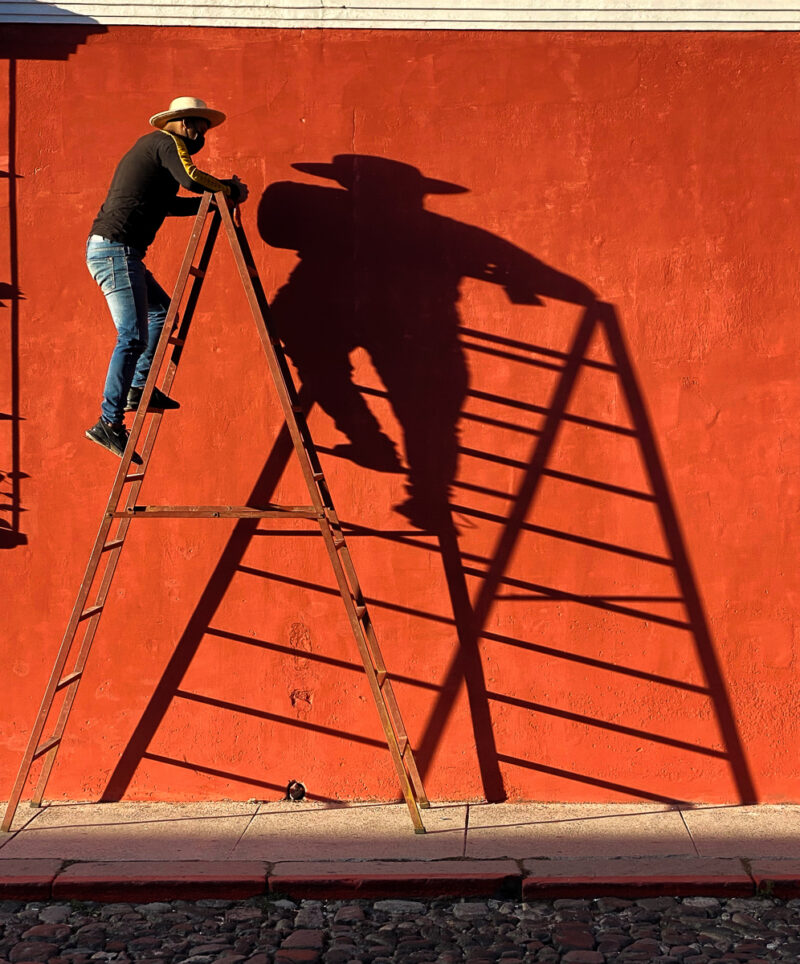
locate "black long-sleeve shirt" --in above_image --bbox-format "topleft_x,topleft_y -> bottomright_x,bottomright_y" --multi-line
90,130 -> 233,253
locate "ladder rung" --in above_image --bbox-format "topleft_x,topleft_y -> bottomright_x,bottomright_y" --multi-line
355,605 -> 367,619
376,669 -> 387,686
32,735 -> 61,760
114,505 -> 318,519
168,336 -> 185,346
102,538 -> 125,552
398,736 -> 408,756
124,473 -> 145,483
312,471 -> 324,481
333,535 -> 345,550
79,605 -> 103,621
188,266 -> 205,278
55,671 -> 82,691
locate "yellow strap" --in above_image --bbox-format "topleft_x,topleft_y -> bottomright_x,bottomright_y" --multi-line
166,132 -> 231,197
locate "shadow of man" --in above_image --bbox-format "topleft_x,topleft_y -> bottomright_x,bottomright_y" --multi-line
258,154 -> 595,529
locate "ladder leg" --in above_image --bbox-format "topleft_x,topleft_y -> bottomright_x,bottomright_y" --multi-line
2,698 -> 58,830
3,197 -> 219,832
2,510 -> 120,831
215,196 -> 428,831
322,520 -> 427,825
29,529 -> 129,807
322,511 -> 430,810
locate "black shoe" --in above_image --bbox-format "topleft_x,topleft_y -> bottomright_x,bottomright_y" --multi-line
85,419 -> 143,465
125,386 -> 180,412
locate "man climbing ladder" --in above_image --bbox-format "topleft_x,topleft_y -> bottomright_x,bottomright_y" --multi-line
85,96 -> 249,461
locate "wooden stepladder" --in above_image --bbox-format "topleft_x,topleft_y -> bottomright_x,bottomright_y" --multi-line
2,192 -> 429,833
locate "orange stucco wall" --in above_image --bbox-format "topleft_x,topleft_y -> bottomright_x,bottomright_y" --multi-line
1,27 -> 798,805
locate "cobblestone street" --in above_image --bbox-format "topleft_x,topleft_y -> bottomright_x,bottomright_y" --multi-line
1,895 -> 799,964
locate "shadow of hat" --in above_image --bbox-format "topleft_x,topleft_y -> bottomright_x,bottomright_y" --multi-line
292,155 -> 468,195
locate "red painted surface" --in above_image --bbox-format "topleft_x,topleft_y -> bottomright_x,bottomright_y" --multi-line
1,28 -> 798,805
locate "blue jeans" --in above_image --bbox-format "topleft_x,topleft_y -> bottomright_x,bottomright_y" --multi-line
86,236 -> 170,424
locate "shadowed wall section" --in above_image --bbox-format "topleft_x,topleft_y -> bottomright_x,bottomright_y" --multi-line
1,28 -> 797,805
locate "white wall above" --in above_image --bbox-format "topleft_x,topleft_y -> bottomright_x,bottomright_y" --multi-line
2,0 -> 800,30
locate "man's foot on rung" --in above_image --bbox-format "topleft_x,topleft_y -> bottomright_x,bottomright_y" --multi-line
125,386 -> 180,412
85,419 -> 143,465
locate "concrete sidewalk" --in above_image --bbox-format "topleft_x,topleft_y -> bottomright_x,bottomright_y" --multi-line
2,800 -> 800,901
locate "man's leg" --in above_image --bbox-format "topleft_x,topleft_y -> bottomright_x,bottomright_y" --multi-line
84,239 -> 146,461
126,270 -> 179,411
86,240 -> 148,423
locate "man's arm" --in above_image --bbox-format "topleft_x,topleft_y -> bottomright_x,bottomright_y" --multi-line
157,132 -> 242,201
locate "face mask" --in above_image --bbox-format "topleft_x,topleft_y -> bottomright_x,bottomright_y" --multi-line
184,132 -> 205,155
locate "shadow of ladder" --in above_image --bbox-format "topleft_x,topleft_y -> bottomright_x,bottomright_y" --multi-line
422,300 -> 757,805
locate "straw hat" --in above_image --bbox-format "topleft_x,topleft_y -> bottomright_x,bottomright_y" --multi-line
149,96 -> 226,130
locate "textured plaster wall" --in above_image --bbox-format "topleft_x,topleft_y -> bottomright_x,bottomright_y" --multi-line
1,27 -> 798,805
